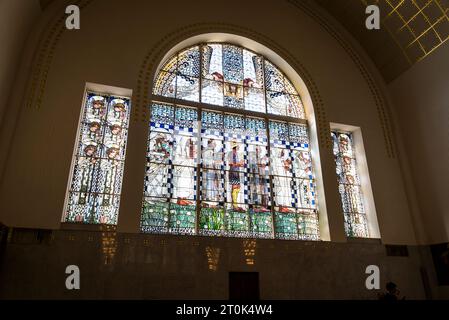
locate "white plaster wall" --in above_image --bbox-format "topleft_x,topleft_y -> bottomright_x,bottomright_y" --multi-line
389,41 -> 449,244
0,0 -> 41,127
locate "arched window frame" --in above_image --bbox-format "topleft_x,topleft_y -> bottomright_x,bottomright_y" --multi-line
143,39 -> 327,241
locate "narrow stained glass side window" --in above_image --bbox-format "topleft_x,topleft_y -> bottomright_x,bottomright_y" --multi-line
64,91 -> 131,225
331,131 -> 368,238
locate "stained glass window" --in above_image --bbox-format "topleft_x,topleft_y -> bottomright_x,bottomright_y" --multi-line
64,91 -> 131,224
331,131 -> 369,238
144,42 -> 318,240
154,43 -> 305,119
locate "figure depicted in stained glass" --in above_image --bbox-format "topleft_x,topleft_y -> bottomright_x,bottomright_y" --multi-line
332,130 -> 368,238
91,97 -> 106,117
228,141 -> 244,211
203,139 -> 220,201
111,100 -> 127,121
151,133 -> 171,162
66,93 -> 130,225
292,150 -> 312,178
248,145 -> 269,208
88,119 -> 101,138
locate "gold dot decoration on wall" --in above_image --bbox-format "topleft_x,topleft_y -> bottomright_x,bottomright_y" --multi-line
288,0 -> 397,158
26,0 -> 94,111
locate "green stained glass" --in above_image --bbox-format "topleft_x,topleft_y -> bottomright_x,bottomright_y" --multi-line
141,199 -> 169,231
274,211 -> 298,239
250,210 -> 272,236
200,205 -> 225,234
225,208 -> 249,233
169,203 -> 196,233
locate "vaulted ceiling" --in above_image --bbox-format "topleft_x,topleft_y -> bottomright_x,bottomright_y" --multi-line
315,0 -> 449,82
39,0 -> 449,82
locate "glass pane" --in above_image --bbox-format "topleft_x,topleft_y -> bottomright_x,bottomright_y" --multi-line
176,74 -> 199,102
270,147 -> 292,177
225,204 -> 249,235
153,71 -> 176,97
294,178 -> 317,209
201,169 -> 224,202
266,91 -> 289,116
202,79 -> 223,106
244,87 -> 265,112
223,83 -> 244,109
274,210 -> 298,240
201,138 -> 223,169
200,202 -> 225,235
148,132 -> 172,164
332,130 -> 368,237
144,163 -> 171,198
150,103 -> 174,128
141,198 -> 169,232
264,60 -> 285,92
65,93 -> 131,225
177,46 -> 200,77
222,44 -> 243,84
247,144 -> 269,175
247,174 -> 270,207
298,209 -> 319,240
169,200 -> 196,234
272,176 -> 294,207
249,209 -> 272,237
344,212 -> 369,238
202,44 -> 223,80
243,49 -> 264,89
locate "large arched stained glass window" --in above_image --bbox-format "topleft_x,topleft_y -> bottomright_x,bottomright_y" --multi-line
142,43 -> 319,240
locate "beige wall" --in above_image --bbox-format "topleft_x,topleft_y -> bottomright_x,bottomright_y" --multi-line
389,41 -> 449,244
0,0 -> 420,244
0,0 -> 40,127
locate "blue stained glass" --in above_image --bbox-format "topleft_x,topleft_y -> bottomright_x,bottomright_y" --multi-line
246,117 -> 267,138
202,111 -> 223,131
269,121 -> 289,141
202,44 -> 223,80
177,46 -> 200,77
151,103 -> 174,126
224,114 -> 245,135
289,123 -> 309,144
223,44 -> 243,84
175,107 -> 198,129
264,60 -> 285,92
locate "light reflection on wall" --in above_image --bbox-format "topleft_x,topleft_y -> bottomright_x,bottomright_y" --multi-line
243,240 -> 256,265
101,225 -> 117,265
205,246 -> 221,271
